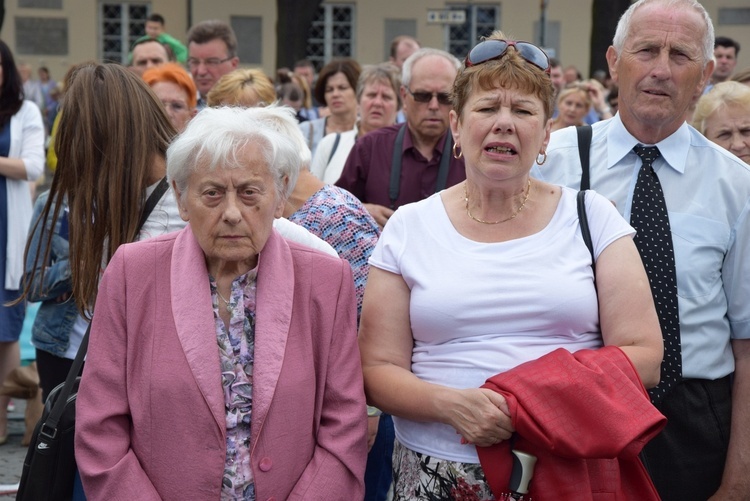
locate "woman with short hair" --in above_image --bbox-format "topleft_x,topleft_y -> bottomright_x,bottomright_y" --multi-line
298,58 -> 361,158
311,63 -> 402,185
359,32 -> 665,499
692,81 -> 750,164
207,68 -> 276,108
143,62 -> 197,132
75,105 -> 368,499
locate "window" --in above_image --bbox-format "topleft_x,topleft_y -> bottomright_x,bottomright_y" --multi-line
100,2 -> 150,64
231,16 -> 263,65
384,19 -> 417,61
306,4 -> 355,71
446,5 -> 499,59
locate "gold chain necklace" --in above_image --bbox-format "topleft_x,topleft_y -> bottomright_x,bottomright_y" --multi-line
464,179 -> 532,225
216,289 -> 233,313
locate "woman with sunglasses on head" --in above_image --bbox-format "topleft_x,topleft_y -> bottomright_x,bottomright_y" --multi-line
359,31 -> 665,499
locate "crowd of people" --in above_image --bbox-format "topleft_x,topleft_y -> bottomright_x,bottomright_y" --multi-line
2,0 -> 750,499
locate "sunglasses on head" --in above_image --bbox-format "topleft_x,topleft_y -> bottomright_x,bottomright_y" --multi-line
406,87 -> 453,106
465,39 -> 550,74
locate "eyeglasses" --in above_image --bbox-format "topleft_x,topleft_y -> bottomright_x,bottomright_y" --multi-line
161,100 -> 189,112
406,87 -> 452,106
465,40 -> 550,74
187,57 -> 233,69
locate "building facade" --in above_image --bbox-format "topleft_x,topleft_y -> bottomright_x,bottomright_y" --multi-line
4,0 -> 749,83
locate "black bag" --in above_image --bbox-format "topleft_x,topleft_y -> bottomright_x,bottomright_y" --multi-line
16,335 -> 86,501
16,177 -> 170,500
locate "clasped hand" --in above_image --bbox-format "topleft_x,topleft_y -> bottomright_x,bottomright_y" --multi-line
447,388 -> 514,448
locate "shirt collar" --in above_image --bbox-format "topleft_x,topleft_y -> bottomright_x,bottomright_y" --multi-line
606,114 -> 690,174
404,124 -> 450,157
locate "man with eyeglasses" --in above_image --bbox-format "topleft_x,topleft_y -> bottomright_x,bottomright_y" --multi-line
186,20 -> 239,109
336,48 -> 466,227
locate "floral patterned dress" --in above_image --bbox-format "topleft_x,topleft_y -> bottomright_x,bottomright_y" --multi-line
210,269 -> 258,500
392,440 -> 496,501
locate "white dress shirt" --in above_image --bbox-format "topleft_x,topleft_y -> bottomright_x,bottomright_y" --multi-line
533,115 -> 750,379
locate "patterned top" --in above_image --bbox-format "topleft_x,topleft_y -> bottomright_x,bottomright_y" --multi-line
211,269 -> 258,501
288,184 -> 380,320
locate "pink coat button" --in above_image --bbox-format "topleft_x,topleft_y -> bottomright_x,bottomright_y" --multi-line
259,457 -> 273,471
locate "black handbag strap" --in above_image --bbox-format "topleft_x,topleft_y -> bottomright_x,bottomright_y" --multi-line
40,322 -> 90,440
138,176 -> 170,230
577,125 -> 592,190
389,124 -> 452,209
327,133 -> 341,166
40,176 -> 170,439
577,190 -> 596,279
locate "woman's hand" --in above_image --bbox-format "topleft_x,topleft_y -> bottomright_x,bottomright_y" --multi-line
443,388 -> 514,447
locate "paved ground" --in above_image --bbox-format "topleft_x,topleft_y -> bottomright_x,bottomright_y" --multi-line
0,398 -> 29,497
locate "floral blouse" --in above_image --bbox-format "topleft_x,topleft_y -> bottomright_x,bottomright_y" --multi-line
210,269 -> 258,500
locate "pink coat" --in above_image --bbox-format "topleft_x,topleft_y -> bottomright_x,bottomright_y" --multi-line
75,226 -> 368,500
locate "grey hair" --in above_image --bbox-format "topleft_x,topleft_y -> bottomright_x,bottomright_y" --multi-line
401,48 -> 461,88
356,63 -> 403,109
612,0 -> 714,67
167,105 -> 301,199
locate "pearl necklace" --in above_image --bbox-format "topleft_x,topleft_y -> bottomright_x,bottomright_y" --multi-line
464,179 -> 532,225
216,289 -> 233,313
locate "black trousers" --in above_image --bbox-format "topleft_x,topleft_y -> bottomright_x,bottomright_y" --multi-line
35,348 -> 81,403
640,376 -> 732,501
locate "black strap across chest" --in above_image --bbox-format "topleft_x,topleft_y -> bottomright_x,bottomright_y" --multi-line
389,124 -> 453,209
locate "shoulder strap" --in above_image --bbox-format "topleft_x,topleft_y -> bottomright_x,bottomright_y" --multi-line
577,190 -> 596,277
41,177 -> 169,433
389,125 -> 453,209
327,133 -> 342,166
39,322 -> 90,440
576,125 -> 592,190
435,133 -> 453,194
389,124 -> 408,209
138,176 -> 170,230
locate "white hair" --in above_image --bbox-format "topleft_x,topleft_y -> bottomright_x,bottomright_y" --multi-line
612,0 -> 714,67
167,105 -> 301,199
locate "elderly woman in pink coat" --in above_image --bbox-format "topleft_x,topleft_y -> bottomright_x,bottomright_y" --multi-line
75,105 -> 368,500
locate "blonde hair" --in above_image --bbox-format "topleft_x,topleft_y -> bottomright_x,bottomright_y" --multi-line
557,83 -> 593,108
206,68 -> 276,107
692,81 -> 750,135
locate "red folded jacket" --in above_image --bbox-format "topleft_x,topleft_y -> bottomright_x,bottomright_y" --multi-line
478,346 -> 666,500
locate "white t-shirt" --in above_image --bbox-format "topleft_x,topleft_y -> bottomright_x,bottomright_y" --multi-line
369,186 -> 634,463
